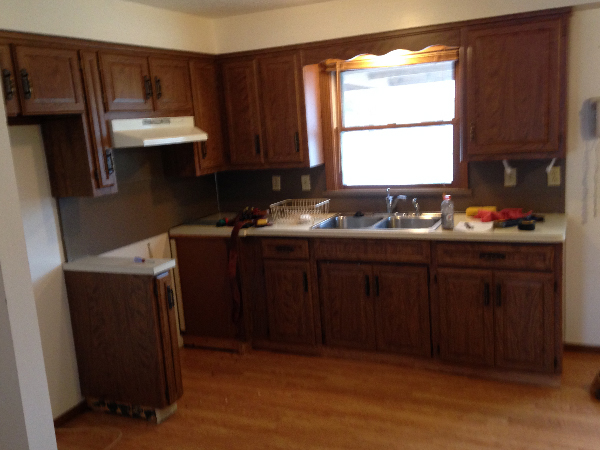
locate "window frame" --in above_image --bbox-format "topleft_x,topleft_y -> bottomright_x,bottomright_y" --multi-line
320,46 -> 468,192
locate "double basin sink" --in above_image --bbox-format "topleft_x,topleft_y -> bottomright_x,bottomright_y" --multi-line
312,213 -> 442,231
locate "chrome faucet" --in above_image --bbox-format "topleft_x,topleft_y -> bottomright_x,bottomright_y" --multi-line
386,188 -> 407,214
412,198 -> 420,216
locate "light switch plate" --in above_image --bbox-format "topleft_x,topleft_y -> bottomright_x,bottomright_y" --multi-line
272,175 -> 281,191
301,174 -> 311,191
548,166 -> 561,186
504,169 -> 517,187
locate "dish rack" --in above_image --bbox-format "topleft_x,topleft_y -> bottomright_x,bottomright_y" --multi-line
269,198 -> 330,223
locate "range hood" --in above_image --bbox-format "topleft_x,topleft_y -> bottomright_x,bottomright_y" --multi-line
110,116 -> 207,148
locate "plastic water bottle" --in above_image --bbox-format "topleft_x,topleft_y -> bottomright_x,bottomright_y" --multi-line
441,194 -> 454,230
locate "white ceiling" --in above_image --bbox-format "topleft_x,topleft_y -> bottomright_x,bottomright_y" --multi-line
123,0 -> 332,18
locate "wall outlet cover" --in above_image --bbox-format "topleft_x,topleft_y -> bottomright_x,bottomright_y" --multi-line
272,175 -> 281,191
301,174 -> 311,191
548,166 -> 561,186
504,169 -> 517,187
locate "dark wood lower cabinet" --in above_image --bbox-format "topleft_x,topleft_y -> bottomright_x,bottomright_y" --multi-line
373,265 -> 431,357
437,268 -> 495,366
319,262 -> 376,351
264,260 -> 316,345
63,270 -> 182,409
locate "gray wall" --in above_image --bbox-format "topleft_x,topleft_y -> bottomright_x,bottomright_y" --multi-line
59,145 -> 219,261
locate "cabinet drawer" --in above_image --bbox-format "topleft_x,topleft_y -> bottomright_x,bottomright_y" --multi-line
313,239 -> 429,264
435,243 -> 554,271
261,239 -> 309,259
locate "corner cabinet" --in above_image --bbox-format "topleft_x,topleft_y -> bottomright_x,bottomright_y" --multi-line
63,268 -> 183,419
463,14 -> 568,160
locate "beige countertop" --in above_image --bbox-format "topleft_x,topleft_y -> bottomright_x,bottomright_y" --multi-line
170,213 -> 566,244
63,256 -> 176,275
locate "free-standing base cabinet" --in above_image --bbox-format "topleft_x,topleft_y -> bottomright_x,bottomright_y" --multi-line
64,269 -> 182,422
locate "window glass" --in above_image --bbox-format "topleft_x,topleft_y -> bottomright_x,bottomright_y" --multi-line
340,125 -> 454,186
341,61 -> 455,128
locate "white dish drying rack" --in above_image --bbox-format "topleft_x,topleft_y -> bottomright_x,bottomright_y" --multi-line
269,199 -> 330,224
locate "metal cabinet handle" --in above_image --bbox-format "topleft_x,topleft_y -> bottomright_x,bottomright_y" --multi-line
479,252 -> 506,260
155,77 -> 162,99
365,275 -> 370,297
20,69 -> 32,99
2,69 -> 15,100
496,284 -> 502,307
470,123 -> 475,142
200,141 -> 208,159
303,272 -> 309,293
294,131 -> 300,153
166,286 -> 175,309
254,135 -> 261,155
143,75 -> 152,100
105,149 -> 114,176
483,282 -> 490,306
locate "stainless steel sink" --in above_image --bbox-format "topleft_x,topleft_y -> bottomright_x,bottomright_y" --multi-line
312,215 -> 386,229
373,214 -> 441,230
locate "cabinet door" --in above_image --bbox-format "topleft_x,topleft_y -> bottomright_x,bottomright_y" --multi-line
100,52 -> 153,112
465,18 -> 563,159
190,60 -> 226,174
80,51 -> 117,191
494,271 -> 555,372
437,268 -> 494,366
373,265 -> 431,357
258,53 -> 304,164
264,260 -> 316,345
14,46 -> 85,115
222,59 -> 264,166
0,44 -> 20,116
319,262 -> 376,350
174,237 -> 238,339
149,57 -> 193,113
155,273 -> 184,405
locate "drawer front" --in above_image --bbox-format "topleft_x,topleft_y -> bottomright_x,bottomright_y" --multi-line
313,239 -> 430,264
261,239 -> 309,260
435,243 -> 554,271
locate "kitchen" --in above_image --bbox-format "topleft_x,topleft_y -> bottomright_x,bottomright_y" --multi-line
1,0 -> 600,448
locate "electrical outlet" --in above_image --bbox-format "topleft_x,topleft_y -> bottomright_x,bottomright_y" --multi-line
301,174 -> 311,191
272,175 -> 281,191
504,169 -> 517,187
548,166 -> 561,186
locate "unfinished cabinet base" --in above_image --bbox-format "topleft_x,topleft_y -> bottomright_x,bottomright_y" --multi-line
87,398 -> 178,424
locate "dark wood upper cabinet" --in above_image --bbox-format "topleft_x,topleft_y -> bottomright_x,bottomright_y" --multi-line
149,57 -> 193,112
464,16 -> 566,160
99,52 -> 153,112
222,59 -> 264,166
264,260 -> 316,346
319,262 -> 376,351
0,44 -> 20,116
493,271 -> 555,372
373,265 -> 431,357
190,59 -> 226,174
258,53 -> 304,164
13,46 -> 85,115
437,268 -> 495,366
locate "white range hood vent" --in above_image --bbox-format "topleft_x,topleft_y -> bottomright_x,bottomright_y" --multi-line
110,116 -> 208,148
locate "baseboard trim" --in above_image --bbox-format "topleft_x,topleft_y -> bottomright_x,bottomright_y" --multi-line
53,400 -> 88,427
564,344 -> 600,353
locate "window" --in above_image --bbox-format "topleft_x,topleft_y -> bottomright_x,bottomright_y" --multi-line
322,46 -> 467,190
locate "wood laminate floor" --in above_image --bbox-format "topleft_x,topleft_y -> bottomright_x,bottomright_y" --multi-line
56,348 -> 600,449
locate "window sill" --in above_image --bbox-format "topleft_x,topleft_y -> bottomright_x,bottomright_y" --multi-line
325,187 -> 472,198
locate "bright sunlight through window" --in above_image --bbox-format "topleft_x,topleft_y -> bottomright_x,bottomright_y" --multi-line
339,61 -> 456,187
